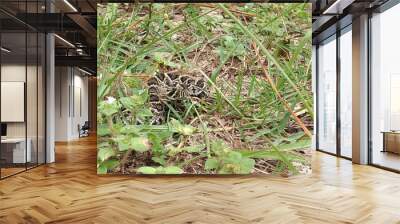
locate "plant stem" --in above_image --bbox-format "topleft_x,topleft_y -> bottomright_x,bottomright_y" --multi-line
252,43 -> 312,138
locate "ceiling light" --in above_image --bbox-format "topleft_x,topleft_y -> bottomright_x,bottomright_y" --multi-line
78,68 -> 93,76
76,48 -> 85,55
63,0 -> 78,12
1,47 -> 11,53
323,0 -> 355,15
54,34 -> 75,48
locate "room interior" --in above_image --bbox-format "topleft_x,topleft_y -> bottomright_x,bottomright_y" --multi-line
370,3 -> 400,170
54,66 -> 92,142
313,0 -> 400,173
0,23 -> 46,178
0,0 -> 97,179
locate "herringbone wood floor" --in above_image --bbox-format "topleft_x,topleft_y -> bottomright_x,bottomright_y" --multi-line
1,136 -> 400,224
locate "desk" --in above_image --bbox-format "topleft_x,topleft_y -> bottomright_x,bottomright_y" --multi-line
382,131 -> 400,154
1,138 -> 31,163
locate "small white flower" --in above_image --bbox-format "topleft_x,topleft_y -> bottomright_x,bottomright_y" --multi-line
171,34 -> 178,41
106,96 -> 116,104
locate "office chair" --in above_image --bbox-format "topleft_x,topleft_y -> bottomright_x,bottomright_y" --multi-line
79,121 -> 90,138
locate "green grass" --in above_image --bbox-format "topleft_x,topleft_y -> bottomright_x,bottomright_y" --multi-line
97,3 -> 313,175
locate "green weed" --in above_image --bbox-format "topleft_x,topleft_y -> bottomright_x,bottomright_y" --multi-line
97,3 -> 312,175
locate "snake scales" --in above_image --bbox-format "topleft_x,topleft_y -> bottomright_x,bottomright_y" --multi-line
147,73 -> 209,124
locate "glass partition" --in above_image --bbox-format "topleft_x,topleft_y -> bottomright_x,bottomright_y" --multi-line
0,1 -> 46,179
370,3 -> 400,171
339,26 -> 352,158
317,35 -> 337,154
1,30 -> 28,178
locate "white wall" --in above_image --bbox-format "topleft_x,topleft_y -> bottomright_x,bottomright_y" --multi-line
72,73 -> 89,138
1,65 -> 26,139
1,65 -> 39,138
55,67 -> 89,141
55,66 -> 69,141
1,63 -> 46,164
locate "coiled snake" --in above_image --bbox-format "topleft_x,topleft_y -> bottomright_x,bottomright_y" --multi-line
147,73 -> 209,124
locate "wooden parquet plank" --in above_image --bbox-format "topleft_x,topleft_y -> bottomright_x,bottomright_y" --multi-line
0,136 -> 400,223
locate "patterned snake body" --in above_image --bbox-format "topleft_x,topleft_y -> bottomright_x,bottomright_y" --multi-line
147,73 -> 209,124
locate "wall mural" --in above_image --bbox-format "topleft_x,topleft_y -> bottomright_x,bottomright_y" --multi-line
97,3 -> 313,175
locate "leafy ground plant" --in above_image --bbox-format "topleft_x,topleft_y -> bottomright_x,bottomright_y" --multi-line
97,3 -> 313,175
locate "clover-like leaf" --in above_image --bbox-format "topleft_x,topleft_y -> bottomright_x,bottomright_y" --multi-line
137,166 -> 157,174
164,166 -> 184,174
169,119 -> 196,136
152,156 -> 166,166
120,125 -> 141,135
116,136 -> 131,151
97,165 -> 107,174
99,98 -> 120,116
239,158 -> 256,174
205,158 -> 219,170
224,151 -> 242,164
97,159 -> 119,174
131,136 -> 150,152
97,124 -> 111,136
97,147 -> 115,162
